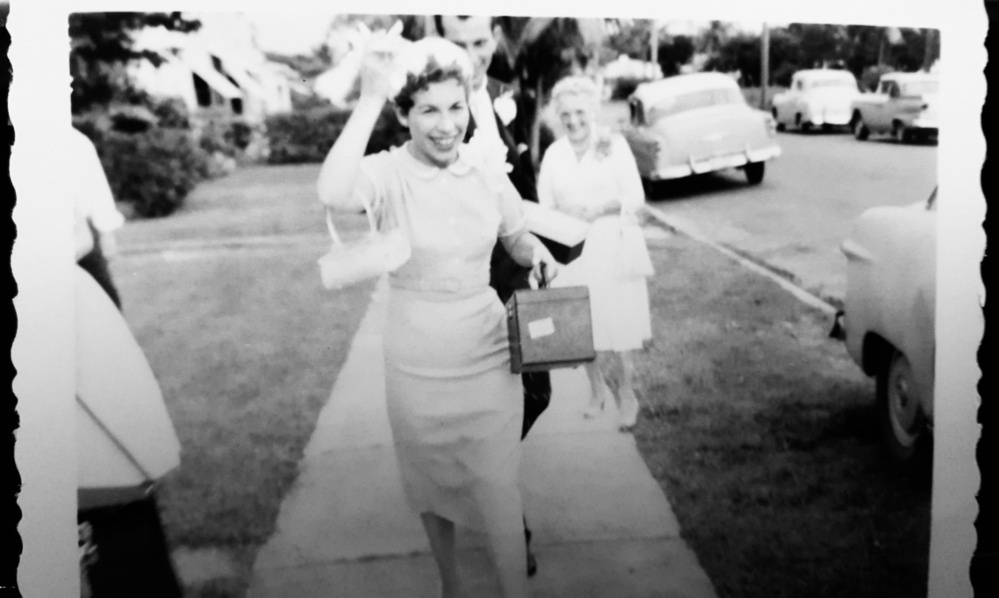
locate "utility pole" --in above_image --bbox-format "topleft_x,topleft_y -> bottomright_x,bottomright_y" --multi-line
760,22 -> 770,110
649,20 -> 659,78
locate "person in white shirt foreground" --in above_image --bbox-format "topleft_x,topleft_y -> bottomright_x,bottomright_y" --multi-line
72,127 -> 125,307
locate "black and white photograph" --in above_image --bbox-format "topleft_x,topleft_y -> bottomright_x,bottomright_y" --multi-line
6,0 -> 989,597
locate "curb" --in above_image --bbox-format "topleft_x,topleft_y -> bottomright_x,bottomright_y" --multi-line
642,205 -> 840,317
118,233 -> 329,256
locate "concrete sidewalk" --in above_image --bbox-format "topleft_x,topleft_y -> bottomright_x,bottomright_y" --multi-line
246,278 -> 718,598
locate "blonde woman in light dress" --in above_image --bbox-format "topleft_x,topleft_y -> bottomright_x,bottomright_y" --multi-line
317,31 -> 560,598
537,75 -> 653,431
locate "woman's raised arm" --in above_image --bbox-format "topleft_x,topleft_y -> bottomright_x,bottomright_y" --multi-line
316,98 -> 384,211
317,27 -> 405,211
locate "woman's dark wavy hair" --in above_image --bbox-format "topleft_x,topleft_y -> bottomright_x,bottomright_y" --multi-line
393,56 -> 470,115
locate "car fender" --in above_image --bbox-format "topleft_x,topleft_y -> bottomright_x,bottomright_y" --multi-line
841,201 -> 937,419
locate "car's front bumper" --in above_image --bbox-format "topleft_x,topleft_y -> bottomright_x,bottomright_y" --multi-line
648,145 -> 782,180
808,108 -> 852,126
899,115 -> 938,133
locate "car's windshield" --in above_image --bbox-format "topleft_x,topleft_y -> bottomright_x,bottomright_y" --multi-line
648,87 -> 744,121
807,78 -> 856,89
901,80 -> 939,96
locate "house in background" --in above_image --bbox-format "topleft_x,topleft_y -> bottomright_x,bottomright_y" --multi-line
130,12 -> 293,126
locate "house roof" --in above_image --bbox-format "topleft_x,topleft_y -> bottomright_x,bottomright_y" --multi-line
171,53 -> 243,99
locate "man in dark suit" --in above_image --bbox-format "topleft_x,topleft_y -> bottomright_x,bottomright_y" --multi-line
435,14 -> 551,578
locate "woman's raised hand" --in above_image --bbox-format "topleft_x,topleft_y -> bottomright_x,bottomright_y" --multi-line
358,21 -> 408,102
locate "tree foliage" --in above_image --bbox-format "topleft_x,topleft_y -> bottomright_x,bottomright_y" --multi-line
602,19 -> 651,63
700,23 -> 940,88
704,33 -> 763,85
69,11 -> 201,113
501,17 -> 605,169
657,35 -> 695,77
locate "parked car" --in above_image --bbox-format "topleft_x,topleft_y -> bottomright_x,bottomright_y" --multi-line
849,72 -> 939,143
771,69 -> 861,132
622,72 -> 780,185
76,266 -> 184,597
833,188 -> 936,461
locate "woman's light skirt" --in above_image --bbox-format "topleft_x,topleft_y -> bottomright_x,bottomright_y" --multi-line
383,287 -> 524,536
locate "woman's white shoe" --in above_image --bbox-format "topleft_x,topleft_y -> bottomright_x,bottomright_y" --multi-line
583,381 -> 612,419
617,387 -> 640,431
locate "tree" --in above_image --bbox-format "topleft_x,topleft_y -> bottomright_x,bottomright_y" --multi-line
843,25 -> 884,79
602,19 -> 652,63
787,23 -> 850,69
699,20 -> 732,56
769,27 -> 803,86
704,33 -> 761,85
657,35 -> 695,77
504,17 -> 606,169
69,12 -> 201,114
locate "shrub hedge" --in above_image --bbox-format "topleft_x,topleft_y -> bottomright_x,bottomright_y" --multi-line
265,103 -> 410,164
94,128 -> 212,218
73,98 -> 237,219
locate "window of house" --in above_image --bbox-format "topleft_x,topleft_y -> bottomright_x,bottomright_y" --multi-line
193,74 -> 211,107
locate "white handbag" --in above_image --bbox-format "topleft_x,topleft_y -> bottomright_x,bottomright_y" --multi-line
317,201 -> 410,290
617,222 -> 654,279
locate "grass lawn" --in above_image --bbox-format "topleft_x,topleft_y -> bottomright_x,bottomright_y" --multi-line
110,162 -> 930,597
111,164 -> 376,597
629,225 -> 932,598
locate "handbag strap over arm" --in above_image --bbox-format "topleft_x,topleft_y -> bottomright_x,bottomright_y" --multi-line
324,197 -> 380,247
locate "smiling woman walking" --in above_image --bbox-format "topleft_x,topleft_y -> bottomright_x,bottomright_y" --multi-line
317,31 -> 558,598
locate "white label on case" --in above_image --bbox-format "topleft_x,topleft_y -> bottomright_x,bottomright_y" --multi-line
528,317 -> 555,339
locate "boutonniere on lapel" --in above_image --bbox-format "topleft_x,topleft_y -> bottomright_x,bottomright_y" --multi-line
593,126 -> 614,161
493,91 -> 517,126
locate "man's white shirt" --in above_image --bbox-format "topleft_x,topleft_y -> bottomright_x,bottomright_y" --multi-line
469,84 -> 502,144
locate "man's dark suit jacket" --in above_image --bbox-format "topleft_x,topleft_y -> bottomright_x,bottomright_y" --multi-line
465,78 -> 551,441
465,78 -> 537,305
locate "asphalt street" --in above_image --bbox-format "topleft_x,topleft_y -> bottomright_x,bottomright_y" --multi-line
641,129 -> 938,303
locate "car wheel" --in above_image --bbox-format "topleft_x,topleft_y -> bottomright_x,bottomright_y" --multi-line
893,122 -> 911,144
851,114 -> 869,140
744,162 -> 765,184
772,108 -> 785,131
641,176 -> 663,199
876,349 -> 927,461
